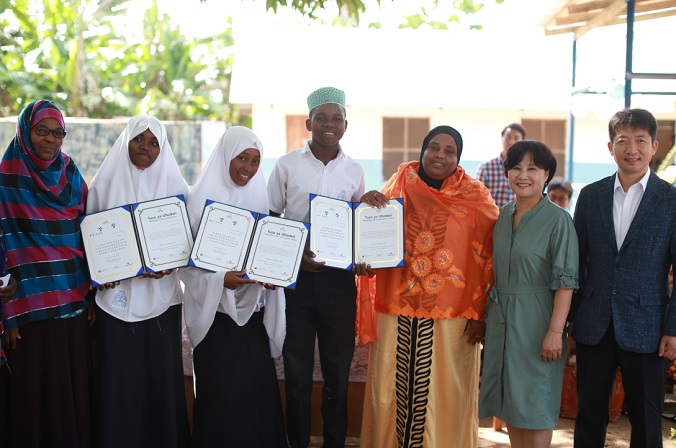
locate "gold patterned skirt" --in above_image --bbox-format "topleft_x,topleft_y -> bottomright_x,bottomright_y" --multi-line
360,312 -> 480,448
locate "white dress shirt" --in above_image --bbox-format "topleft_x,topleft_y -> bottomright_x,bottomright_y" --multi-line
267,141 -> 365,222
613,169 -> 650,250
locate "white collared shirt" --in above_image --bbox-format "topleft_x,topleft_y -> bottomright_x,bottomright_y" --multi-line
613,169 -> 650,250
267,141 -> 365,222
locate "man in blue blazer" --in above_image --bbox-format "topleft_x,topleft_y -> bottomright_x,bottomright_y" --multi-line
572,108 -> 676,447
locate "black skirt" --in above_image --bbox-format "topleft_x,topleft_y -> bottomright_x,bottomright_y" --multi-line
92,303 -> 190,448
1,312 -> 92,448
191,309 -> 286,448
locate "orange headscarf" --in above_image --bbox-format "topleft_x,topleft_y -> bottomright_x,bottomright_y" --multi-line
357,161 -> 498,344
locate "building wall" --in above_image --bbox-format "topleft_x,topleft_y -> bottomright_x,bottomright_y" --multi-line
2,108 -> 673,195
0,118 -> 225,186
251,103 -> 633,192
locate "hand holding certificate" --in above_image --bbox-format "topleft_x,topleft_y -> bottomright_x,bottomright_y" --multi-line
81,195 -> 193,286
189,200 -> 309,289
309,194 -> 405,270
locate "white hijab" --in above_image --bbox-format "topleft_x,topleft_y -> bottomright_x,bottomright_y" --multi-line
180,126 -> 285,356
87,115 -> 190,322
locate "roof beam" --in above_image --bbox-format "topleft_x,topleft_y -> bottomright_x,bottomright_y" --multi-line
574,0 -> 626,38
567,1 -> 611,15
542,0 -> 676,36
635,0 -> 676,11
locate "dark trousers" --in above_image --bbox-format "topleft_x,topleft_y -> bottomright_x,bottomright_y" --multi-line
282,269 -> 357,448
574,325 -> 666,448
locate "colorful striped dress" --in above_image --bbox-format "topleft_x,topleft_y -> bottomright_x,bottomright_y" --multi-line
0,100 -> 92,448
0,228 -> 8,365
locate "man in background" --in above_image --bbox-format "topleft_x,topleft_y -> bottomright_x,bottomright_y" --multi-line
475,123 -> 526,208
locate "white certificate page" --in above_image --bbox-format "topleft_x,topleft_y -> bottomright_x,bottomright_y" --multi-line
244,216 -> 309,289
81,206 -> 143,286
309,195 -> 353,270
133,196 -> 194,272
354,199 -> 405,269
190,202 -> 257,272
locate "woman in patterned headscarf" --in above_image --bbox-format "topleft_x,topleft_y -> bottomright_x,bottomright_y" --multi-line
0,100 -> 92,447
357,125 -> 499,448
87,115 -> 191,448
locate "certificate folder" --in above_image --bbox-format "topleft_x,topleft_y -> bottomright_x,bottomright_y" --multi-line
188,200 -> 310,289
309,194 -> 405,270
81,195 -> 193,287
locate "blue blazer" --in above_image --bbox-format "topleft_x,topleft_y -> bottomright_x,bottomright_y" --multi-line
571,172 -> 676,353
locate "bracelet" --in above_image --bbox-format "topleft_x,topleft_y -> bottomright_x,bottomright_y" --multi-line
549,328 -> 564,333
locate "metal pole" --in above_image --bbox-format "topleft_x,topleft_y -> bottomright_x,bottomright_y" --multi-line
624,0 -> 635,108
568,39 -> 577,181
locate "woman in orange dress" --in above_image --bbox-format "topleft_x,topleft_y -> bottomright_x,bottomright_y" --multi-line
358,125 -> 499,447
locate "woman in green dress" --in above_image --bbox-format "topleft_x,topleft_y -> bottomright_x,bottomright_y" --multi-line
479,140 -> 579,448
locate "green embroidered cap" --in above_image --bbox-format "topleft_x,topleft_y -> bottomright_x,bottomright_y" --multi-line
307,86 -> 346,112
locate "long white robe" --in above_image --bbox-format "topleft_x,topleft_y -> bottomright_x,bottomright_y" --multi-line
87,115 -> 190,321
179,126 -> 285,357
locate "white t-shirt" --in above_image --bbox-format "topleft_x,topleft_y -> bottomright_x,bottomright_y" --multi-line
267,141 -> 365,222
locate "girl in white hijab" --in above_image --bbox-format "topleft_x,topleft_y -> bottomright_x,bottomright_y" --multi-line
87,116 -> 190,448
180,126 -> 286,447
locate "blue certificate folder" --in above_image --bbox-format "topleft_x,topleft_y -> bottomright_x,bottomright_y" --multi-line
188,200 -> 310,290
309,194 -> 405,271
81,195 -> 193,287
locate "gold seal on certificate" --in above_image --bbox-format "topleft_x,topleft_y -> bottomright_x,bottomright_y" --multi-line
189,200 -> 309,289
81,195 -> 193,286
309,194 -> 405,270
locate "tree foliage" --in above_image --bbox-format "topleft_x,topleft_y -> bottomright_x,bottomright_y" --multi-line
0,0 -> 498,119
263,0 -> 503,27
265,0 -> 366,20
0,0 -> 236,121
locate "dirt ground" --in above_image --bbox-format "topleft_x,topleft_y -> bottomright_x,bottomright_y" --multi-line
319,394 -> 676,447
334,395 -> 676,447
478,395 -> 676,447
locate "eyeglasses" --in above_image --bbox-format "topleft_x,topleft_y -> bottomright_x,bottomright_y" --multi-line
33,125 -> 67,139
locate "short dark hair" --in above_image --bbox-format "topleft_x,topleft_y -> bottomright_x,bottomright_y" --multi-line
548,176 -> 573,198
503,140 -> 557,189
501,123 -> 526,139
608,108 -> 657,142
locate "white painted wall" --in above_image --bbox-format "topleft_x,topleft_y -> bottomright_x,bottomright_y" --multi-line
233,17 -> 676,185
250,104 -> 574,192
252,104 -> 564,163
252,102 -> 676,178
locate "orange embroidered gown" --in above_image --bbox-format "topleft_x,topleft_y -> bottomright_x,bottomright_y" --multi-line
359,162 -> 498,448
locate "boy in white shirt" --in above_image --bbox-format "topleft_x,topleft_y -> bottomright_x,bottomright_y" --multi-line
268,86 -> 365,448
